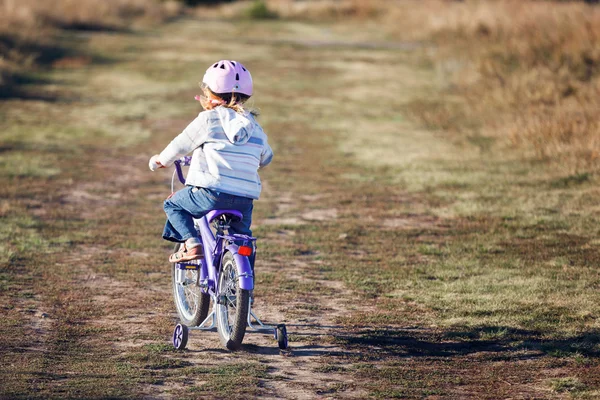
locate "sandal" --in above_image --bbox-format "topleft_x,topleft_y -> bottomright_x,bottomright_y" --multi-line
169,243 -> 204,263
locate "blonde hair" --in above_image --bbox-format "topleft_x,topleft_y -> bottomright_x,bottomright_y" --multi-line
204,86 -> 258,116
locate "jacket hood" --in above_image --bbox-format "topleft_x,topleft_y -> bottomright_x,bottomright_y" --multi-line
216,106 -> 254,145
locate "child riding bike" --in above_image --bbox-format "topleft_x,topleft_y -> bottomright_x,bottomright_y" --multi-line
148,60 -> 273,264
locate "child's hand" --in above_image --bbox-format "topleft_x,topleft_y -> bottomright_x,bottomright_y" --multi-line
148,155 -> 164,171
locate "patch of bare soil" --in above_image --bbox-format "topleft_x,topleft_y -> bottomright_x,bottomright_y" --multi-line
383,214 -> 447,230
301,208 -> 338,221
245,256 -> 372,399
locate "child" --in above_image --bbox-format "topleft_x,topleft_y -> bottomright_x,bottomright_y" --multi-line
149,60 -> 273,263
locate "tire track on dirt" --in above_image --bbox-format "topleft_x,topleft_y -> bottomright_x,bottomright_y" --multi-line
247,189 -> 375,399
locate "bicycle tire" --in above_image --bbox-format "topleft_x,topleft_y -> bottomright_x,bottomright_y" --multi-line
216,252 -> 250,350
171,243 -> 210,327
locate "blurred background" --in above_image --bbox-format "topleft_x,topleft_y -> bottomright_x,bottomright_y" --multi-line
2,0 -> 599,172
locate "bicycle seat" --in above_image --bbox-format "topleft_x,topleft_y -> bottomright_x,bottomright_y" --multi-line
206,210 -> 243,223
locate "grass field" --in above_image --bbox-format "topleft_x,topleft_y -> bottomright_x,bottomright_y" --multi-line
2,1 -> 600,398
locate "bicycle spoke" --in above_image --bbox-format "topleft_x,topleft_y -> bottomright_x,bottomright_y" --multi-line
180,270 -> 200,315
215,254 -> 250,349
173,248 -> 210,326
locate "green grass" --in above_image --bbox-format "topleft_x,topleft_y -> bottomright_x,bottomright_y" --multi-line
549,377 -> 587,394
184,363 -> 270,397
245,0 -> 279,20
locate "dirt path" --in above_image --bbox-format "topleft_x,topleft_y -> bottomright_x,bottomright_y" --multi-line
0,18 -> 403,399
68,19 -> 450,398
4,13 -> 599,400
67,155 -> 376,399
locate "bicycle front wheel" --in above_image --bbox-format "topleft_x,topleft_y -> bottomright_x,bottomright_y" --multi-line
171,243 -> 210,327
216,252 -> 250,350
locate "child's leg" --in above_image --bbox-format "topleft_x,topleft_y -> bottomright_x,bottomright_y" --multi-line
162,188 -> 202,243
163,187 -> 215,261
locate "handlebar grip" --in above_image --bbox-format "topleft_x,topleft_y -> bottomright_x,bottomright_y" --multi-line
174,161 -> 186,185
180,156 -> 192,166
173,156 -> 191,185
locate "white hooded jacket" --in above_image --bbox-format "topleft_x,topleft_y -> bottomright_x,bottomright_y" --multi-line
158,107 -> 273,199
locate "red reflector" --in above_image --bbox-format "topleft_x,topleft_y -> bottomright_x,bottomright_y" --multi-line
238,246 -> 253,256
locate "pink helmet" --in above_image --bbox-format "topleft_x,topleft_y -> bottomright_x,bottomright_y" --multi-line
202,60 -> 253,97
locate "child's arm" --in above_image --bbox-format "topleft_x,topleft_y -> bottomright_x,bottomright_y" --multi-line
155,114 -> 209,168
259,139 -> 274,168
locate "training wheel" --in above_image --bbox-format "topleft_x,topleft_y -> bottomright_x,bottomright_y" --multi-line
173,323 -> 189,350
275,324 -> 288,350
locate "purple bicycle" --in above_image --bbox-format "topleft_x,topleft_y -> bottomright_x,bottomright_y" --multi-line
170,157 -> 288,351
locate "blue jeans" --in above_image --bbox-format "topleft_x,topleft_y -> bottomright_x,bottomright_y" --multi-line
162,186 -> 254,243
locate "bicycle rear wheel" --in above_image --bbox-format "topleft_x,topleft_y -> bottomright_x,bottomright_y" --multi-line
171,243 -> 210,327
216,252 -> 250,350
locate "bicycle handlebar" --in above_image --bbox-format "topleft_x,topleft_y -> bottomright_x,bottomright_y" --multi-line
173,156 -> 192,185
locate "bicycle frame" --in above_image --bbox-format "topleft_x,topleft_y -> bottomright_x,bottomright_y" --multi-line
169,157 -> 289,350
172,157 -> 257,329
193,215 -> 255,294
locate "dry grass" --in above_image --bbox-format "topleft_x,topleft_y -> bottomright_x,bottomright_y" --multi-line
0,0 -> 180,31
0,0 -> 182,94
192,0 -> 383,21
392,0 -> 600,173
233,0 -> 600,173
394,0 -> 600,173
